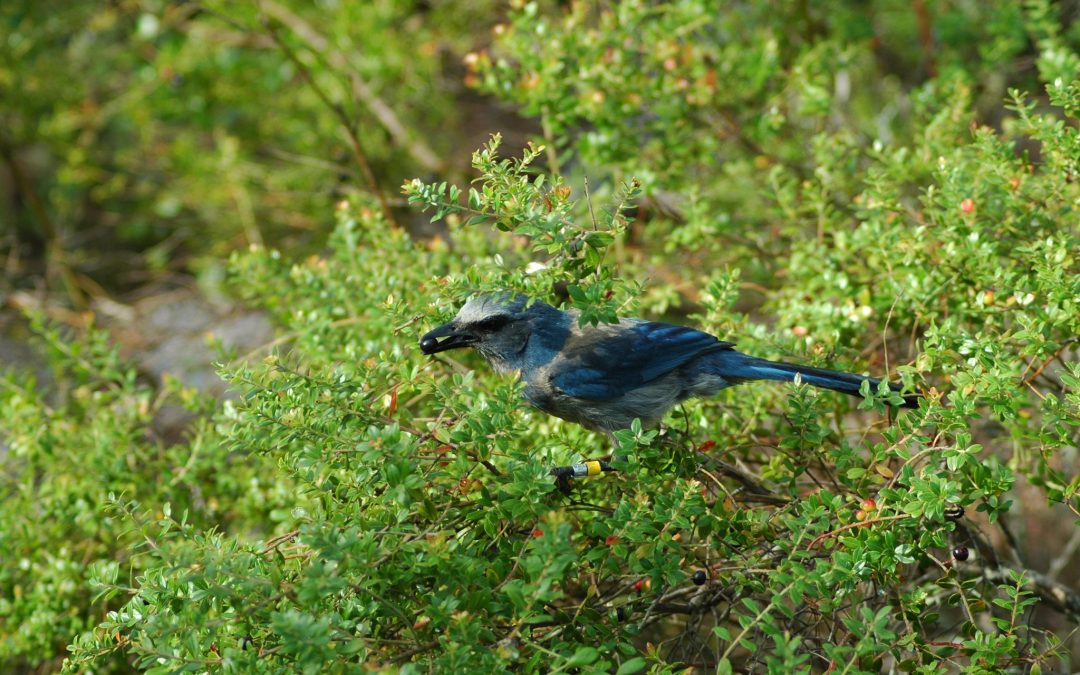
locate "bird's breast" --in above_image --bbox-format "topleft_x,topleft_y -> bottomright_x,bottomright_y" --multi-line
521,369 -> 556,414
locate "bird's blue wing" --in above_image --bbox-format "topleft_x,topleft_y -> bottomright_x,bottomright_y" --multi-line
549,321 -> 733,401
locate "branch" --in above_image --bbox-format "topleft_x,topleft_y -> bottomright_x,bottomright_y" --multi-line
983,567 -> 1080,622
259,0 -> 444,173
808,514 -> 914,550
0,138 -> 87,307
1021,337 -> 1077,387
911,0 -> 936,78
261,15 -> 399,229
696,452 -> 781,499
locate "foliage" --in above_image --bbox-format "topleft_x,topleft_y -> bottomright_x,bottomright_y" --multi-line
0,0 -> 494,296
0,316 -> 291,671
0,0 -> 1078,673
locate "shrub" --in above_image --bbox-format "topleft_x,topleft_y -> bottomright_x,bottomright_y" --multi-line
62,111 -> 1080,668
0,316 -> 290,671
1,0 -> 1078,673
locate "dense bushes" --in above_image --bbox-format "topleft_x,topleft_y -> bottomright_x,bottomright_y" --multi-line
2,0 -> 1079,672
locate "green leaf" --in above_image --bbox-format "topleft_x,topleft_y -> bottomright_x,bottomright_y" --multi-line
567,647 -> 599,667
615,657 -> 647,674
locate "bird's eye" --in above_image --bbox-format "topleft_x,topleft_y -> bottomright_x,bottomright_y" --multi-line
475,315 -> 511,332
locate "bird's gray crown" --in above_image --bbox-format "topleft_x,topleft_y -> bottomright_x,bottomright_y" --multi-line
454,293 -> 527,325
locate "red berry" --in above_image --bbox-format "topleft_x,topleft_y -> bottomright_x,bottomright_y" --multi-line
960,198 -> 975,213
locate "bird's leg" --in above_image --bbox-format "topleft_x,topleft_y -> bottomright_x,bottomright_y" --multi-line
550,458 -> 617,479
550,458 -> 618,494
550,435 -> 628,494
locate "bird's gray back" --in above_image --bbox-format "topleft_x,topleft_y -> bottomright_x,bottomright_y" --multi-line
518,314 -> 736,433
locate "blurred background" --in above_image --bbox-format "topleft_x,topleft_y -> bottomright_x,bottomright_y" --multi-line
6,1 -> 1076,308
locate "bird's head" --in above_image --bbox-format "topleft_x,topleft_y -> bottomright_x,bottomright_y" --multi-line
420,294 -> 534,372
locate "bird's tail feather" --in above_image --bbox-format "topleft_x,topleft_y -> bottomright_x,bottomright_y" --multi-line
715,353 -> 918,408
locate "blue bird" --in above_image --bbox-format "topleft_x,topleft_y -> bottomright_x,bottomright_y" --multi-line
420,294 -> 915,481
421,294 -> 916,428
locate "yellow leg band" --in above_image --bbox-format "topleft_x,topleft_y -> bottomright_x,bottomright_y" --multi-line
585,460 -> 603,477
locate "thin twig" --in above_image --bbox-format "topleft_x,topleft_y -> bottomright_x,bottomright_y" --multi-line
1021,338 -> 1076,386
808,514 -> 913,550
539,106 -> 561,177
583,177 -> 598,230
260,529 -> 301,555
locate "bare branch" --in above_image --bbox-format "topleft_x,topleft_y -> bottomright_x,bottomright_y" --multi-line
260,0 -> 444,173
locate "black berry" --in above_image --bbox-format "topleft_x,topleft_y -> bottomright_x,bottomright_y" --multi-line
944,504 -> 964,520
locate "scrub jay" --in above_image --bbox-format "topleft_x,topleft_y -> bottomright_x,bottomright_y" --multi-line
420,294 -> 916,481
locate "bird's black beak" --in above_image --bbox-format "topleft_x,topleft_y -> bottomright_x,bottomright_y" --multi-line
420,322 -> 476,355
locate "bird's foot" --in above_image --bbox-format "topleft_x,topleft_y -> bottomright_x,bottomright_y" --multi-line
554,473 -> 574,496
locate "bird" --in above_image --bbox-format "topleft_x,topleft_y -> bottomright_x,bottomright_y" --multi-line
420,293 -> 916,482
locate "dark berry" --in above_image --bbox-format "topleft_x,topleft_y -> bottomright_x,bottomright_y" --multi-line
953,546 -> 969,562
692,570 -> 707,586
